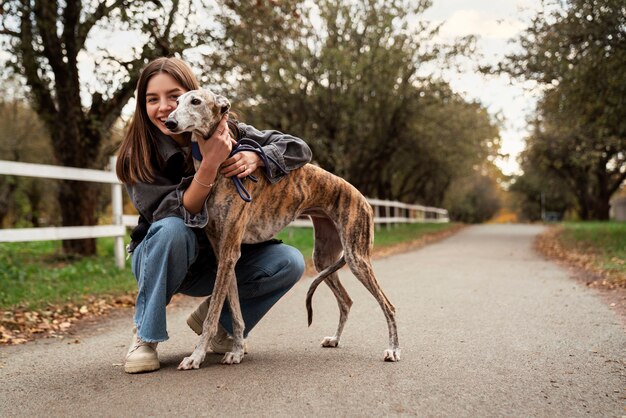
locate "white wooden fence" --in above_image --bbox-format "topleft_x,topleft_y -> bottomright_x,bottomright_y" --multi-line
0,159 -> 449,268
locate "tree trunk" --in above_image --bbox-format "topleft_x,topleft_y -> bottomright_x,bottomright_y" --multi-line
576,170 -> 612,220
577,198 -> 591,220
0,179 -> 17,227
590,196 -> 611,220
25,181 -> 43,227
51,118 -> 102,256
591,167 -> 612,220
58,180 -> 99,255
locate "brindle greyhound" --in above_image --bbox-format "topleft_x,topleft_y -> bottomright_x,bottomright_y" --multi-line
165,89 -> 400,370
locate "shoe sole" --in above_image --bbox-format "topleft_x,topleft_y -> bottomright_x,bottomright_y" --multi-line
186,312 -> 248,354
187,311 -> 204,335
124,360 -> 160,374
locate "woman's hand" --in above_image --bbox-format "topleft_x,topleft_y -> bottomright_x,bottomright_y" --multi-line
184,115 -> 232,214
197,115 -> 234,172
220,151 -> 265,179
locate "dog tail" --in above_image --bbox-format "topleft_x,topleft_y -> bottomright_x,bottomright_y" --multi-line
306,256 -> 347,326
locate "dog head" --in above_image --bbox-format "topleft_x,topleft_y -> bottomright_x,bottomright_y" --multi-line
164,89 -> 231,138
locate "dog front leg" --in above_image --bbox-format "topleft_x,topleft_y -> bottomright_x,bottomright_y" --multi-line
178,260 -> 235,370
222,275 -> 245,365
177,298 -> 221,370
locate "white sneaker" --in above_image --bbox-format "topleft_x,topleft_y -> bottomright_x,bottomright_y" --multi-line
186,297 -> 249,354
186,297 -> 210,335
124,327 -> 160,374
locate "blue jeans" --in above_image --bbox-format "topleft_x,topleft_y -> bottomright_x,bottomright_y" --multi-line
131,217 -> 305,342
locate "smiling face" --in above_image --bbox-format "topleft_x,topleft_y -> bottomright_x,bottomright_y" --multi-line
145,72 -> 188,145
165,89 -> 231,139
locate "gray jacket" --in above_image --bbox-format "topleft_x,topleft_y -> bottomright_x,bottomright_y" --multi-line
125,122 -> 312,252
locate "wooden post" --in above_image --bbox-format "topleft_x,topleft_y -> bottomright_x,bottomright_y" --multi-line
385,200 -> 391,230
110,156 -> 125,269
375,204 -> 380,231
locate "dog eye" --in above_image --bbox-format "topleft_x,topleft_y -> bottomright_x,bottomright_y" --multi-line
191,98 -> 201,105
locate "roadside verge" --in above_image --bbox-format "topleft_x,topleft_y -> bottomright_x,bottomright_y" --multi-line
535,224 -> 626,323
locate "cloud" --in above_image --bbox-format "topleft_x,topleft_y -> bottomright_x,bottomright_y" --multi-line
439,10 -> 525,39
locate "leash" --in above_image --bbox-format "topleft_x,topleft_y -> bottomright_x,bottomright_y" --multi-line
191,138 -> 286,202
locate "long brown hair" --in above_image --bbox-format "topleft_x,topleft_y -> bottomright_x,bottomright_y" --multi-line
116,57 -> 200,184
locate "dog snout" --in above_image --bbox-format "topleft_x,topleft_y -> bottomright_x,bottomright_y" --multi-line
164,119 -> 178,131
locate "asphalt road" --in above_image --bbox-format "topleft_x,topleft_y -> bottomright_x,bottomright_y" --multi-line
1,224 -> 624,417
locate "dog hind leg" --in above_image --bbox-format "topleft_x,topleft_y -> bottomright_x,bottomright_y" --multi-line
345,251 -> 400,361
319,277 -> 352,347
311,216 -> 352,348
340,203 -> 400,362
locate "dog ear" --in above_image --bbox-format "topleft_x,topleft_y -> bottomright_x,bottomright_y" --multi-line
215,95 -> 231,114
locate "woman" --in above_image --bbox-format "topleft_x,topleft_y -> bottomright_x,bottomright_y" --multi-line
116,57 -> 311,374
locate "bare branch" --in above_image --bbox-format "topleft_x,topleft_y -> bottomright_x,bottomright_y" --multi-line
17,0 -> 57,121
0,28 -> 20,37
62,0 -> 81,62
89,54 -> 154,134
162,0 -> 179,40
33,0 -> 64,75
76,0 -> 125,51
146,18 -> 175,54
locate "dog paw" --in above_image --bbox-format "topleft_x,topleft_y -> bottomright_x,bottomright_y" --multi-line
320,336 -> 339,347
178,352 -> 205,370
221,351 -> 244,365
383,348 -> 401,362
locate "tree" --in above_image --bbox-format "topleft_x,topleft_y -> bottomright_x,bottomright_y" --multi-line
208,0 -> 434,183
0,0 -> 214,254
496,0 -> 626,219
388,82 -> 500,206
204,0 -> 498,206
444,171 -> 501,223
509,141 -> 576,221
0,98 -> 55,227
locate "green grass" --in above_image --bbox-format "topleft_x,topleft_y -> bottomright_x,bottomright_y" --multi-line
370,222 -> 455,247
276,222 -> 456,258
0,237 -> 135,310
1,223 -> 457,311
559,221 -> 626,276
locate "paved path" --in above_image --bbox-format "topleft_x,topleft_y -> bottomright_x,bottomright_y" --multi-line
1,225 -> 624,417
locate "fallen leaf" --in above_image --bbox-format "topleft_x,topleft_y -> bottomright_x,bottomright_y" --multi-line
0,291 -> 138,345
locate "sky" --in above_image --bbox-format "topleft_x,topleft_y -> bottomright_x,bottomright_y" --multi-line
418,0 -> 542,176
